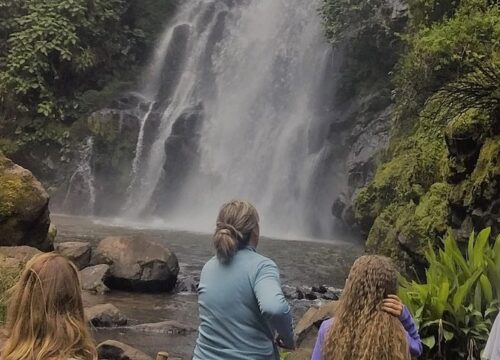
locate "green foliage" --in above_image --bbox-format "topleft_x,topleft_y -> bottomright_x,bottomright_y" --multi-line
355,112 -> 447,233
0,0 -> 138,121
399,228 -> 500,359
0,0 -> 177,180
394,0 -> 500,121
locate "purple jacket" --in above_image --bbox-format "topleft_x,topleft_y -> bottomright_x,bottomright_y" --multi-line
311,306 -> 423,359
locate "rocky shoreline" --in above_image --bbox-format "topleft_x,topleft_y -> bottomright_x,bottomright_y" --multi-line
0,236 -> 340,360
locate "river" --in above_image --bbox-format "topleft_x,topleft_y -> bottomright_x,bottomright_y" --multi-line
52,214 -> 362,358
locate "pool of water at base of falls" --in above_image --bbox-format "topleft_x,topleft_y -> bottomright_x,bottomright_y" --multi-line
53,214 -> 362,357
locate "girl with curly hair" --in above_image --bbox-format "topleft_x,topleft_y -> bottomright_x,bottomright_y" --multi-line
311,255 -> 422,360
1,252 -> 97,360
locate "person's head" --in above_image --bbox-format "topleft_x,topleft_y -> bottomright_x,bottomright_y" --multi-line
323,255 -> 409,360
1,252 -> 97,360
213,200 -> 260,263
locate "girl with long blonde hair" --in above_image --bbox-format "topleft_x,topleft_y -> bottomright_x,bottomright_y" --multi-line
311,255 -> 422,360
1,252 -> 97,360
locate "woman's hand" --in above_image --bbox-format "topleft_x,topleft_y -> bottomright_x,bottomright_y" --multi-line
381,294 -> 404,318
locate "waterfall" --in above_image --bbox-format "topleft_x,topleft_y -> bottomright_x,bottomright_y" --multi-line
126,101 -> 155,198
120,0 -> 340,238
63,137 -> 96,215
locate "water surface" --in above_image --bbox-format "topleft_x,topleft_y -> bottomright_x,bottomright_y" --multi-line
53,214 -> 362,357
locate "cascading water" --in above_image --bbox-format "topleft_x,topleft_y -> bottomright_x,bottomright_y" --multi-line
120,0 -> 341,238
63,137 -> 96,215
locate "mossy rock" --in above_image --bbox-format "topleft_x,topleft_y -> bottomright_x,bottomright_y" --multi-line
365,183 -> 450,273
354,125 -> 446,232
0,153 -> 52,251
397,182 -> 451,254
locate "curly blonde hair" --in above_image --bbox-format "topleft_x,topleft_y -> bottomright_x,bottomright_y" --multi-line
323,255 -> 410,360
1,252 -> 97,360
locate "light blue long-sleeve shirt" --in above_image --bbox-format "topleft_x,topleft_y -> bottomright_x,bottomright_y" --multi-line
193,246 -> 294,360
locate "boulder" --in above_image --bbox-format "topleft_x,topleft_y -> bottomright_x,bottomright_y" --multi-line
0,246 -> 41,264
0,154 -> 52,251
295,301 -> 338,347
85,303 -> 127,327
130,320 -> 195,335
55,241 -> 91,269
93,236 -> 179,293
97,340 -> 152,360
80,264 -> 111,294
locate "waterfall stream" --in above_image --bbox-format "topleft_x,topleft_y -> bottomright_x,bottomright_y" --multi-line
63,137 -> 96,215
116,0 -> 340,238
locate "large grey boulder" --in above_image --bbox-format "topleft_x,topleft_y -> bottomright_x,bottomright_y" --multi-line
80,264 -> 110,294
55,241 -> 91,269
0,246 -> 41,264
93,236 -> 179,293
0,153 -> 52,251
85,303 -> 127,327
97,340 -> 152,360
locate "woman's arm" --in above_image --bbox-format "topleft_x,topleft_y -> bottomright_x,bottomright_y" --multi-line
400,306 -> 423,357
253,259 -> 295,349
382,295 -> 423,357
311,318 -> 333,360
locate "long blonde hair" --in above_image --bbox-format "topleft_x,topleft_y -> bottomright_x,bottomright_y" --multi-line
213,200 -> 260,263
1,252 -> 97,360
323,255 -> 410,360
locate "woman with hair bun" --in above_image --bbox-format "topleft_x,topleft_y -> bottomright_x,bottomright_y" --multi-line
193,200 -> 294,360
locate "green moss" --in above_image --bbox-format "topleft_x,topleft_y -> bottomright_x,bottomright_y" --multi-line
397,182 -> 451,249
446,109 -> 491,140
468,136 -> 500,203
354,116 -> 447,231
0,153 -> 44,218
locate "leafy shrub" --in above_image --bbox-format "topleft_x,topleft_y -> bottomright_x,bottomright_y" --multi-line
399,228 -> 500,359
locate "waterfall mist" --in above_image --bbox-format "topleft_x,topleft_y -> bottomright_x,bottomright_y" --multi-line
78,0 -> 345,239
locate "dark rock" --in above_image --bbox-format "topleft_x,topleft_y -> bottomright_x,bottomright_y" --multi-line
311,285 -> 327,294
174,274 -> 199,293
55,241 -> 91,269
282,285 -> 299,300
0,154 -> 52,251
151,104 -> 204,212
97,340 -> 152,360
297,286 -> 318,301
80,264 -> 111,294
93,236 -> 179,293
130,320 -> 195,335
157,24 -> 192,107
85,303 -> 127,327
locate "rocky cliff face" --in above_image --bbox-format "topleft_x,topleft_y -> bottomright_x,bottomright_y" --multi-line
328,0 -> 408,231
0,153 -> 53,251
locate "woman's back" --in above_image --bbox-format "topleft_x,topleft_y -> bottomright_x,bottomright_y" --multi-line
194,247 -> 291,360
